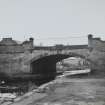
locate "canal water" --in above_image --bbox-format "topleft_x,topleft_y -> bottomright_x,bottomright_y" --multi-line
0,72 -> 58,96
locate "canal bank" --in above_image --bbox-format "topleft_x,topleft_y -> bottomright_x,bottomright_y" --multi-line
7,78 -> 105,105
1,68 -> 104,105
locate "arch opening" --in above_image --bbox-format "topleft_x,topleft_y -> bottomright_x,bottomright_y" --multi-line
30,53 -> 90,85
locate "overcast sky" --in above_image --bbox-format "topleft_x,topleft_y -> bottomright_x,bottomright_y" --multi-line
0,0 -> 105,46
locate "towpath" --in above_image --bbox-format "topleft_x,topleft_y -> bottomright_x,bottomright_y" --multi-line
3,77 -> 104,105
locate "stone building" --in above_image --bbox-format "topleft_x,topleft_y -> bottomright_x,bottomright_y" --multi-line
0,37 -> 34,53
88,34 -> 105,52
0,37 -> 34,77
88,34 -> 105,75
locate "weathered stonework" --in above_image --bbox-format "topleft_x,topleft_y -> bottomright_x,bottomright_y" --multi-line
0,35 -> 105,78
0,38 -> 34,76
88,34 -> 105,75
0,37 -> 34,53
88,34 -> 105,52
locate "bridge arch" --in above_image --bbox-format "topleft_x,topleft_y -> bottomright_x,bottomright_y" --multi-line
30,51 -> 90,78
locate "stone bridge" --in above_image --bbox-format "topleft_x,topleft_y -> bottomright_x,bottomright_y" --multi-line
0,34 -> 105,81
26,49 -> 89,75
0,45 -> 89,80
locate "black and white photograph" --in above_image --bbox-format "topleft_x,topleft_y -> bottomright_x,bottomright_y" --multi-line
0,0 -> 105,105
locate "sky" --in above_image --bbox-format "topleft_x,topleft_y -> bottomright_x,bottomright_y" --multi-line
0,0 -> 105,46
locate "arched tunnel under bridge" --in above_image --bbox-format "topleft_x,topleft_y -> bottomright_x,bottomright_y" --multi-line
30,53 -> 90,85
30,53 -> 90,83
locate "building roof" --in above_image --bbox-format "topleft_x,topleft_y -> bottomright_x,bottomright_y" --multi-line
0,38 -> 18,45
